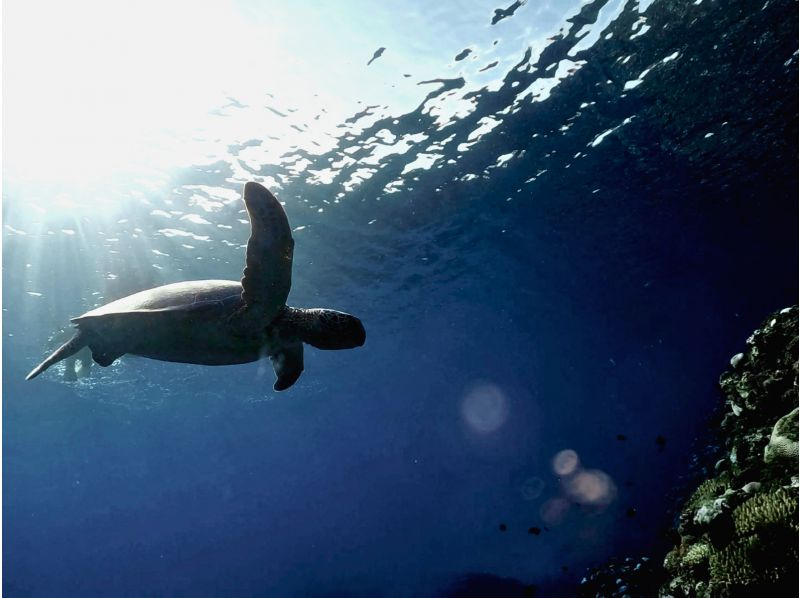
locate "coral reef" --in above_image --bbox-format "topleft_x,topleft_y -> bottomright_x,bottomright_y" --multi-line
764,407 -> 799,466
660,306 -> 798,597
577,306 -> 798,597
578,556 -> 665,597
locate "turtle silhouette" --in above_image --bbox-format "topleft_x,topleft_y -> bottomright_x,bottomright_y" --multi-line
26,182 -> 365,391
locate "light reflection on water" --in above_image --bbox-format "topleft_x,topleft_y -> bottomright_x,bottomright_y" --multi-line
5,1 -> 578,193
4,0 -> 731,338
6,0 -> 673,220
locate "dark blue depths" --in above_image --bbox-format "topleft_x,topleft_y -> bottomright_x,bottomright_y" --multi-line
3,0 -> 797,596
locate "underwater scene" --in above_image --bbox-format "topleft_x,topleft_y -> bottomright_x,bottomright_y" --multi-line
2,0 -> 798,596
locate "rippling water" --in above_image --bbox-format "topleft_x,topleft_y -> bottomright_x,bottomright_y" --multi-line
3,0 -> 797,595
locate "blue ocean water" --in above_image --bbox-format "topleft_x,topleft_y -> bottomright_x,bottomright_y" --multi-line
2,0 -> 797,596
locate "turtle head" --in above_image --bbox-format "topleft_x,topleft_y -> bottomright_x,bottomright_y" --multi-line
285,307 -> 366,350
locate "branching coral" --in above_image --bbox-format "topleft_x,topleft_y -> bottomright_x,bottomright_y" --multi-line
732,488 -> 798,537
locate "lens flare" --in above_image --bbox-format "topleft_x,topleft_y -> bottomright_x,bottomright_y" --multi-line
460,382 -> 509,434
552,449 -> 580,476
520,476 -> 546,501
563,469 -> 617,507
540,497 -> 570,526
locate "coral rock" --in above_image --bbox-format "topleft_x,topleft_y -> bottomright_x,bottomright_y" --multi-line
763,407 -> 799,466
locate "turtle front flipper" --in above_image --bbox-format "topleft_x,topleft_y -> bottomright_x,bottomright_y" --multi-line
240,182 -> 294,324
270,342 -> 304,391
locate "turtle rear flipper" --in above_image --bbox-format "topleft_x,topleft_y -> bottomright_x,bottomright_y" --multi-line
92,350 -> 122,367
26,332 -> 87,380
271,342 -> 304,391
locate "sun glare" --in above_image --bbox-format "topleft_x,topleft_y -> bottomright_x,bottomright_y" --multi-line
5,0 -> 564,219
3,0 -> 357,198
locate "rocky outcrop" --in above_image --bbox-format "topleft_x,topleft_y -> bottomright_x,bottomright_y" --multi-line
577,307 -> 798,597
764,407 -> 799,467
661,306 -> 798,597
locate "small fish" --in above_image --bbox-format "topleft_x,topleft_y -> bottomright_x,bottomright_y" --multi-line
491,0 -> 527,25
367,47 -> 386,66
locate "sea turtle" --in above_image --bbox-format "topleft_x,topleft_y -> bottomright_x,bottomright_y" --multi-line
26,182 -> 366,391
